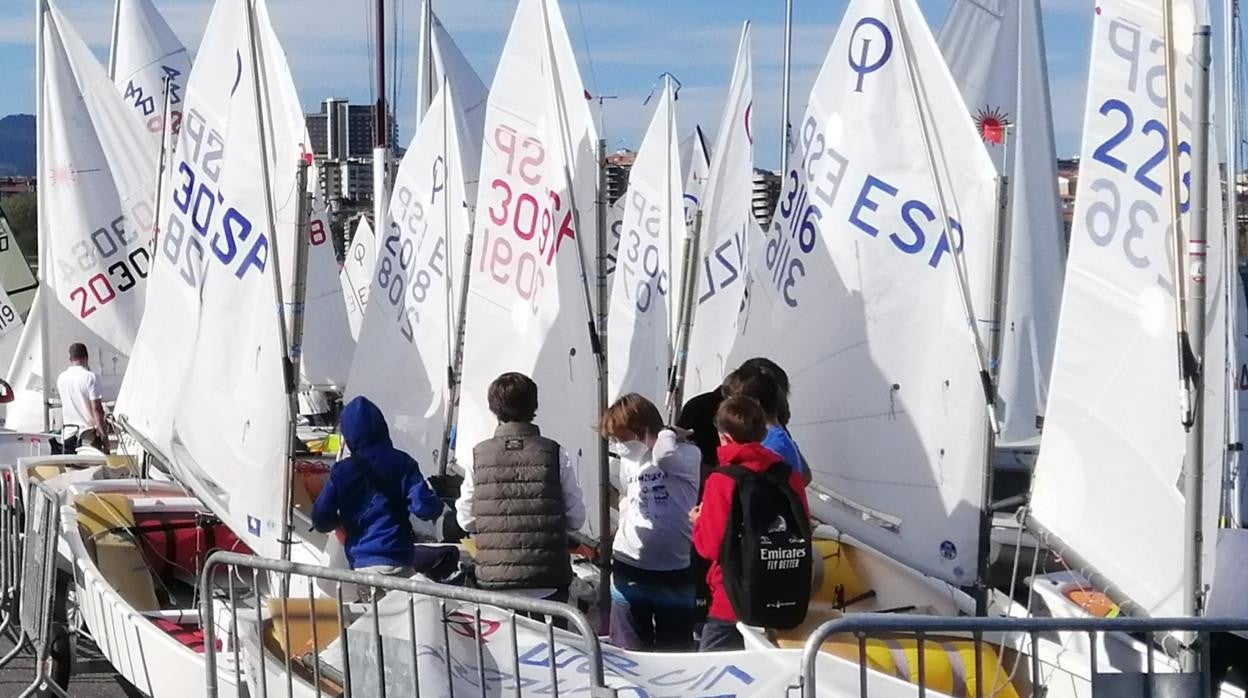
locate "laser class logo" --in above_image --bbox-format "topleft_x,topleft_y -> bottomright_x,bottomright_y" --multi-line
848,16 -> 894,93
973,106 -> 1011,145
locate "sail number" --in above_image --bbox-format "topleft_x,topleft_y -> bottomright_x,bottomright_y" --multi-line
56,214 -> 151,320
163,108 -> 269,289
477,124 -> 576,315
124,65 -> 185,134
378,174 -> 449,344
616,188 -> 670,314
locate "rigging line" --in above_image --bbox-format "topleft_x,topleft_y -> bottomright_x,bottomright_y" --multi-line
365,0 -> 376,108
573,0 -> 606,135
393,0 -> 405,130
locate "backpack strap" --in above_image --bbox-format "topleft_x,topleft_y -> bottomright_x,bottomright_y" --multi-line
763,460 -> 791,483
717,463 -> 754,483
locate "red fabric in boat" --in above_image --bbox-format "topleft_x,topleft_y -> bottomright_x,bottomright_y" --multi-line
132,512 -> 251,578
149,618 -> 220,653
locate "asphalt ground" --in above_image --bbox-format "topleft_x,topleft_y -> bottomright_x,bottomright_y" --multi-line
0,630 -> 135,697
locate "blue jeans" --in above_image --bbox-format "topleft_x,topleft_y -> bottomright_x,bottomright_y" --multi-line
609,561 -> 696,651
698,617 -> 743,651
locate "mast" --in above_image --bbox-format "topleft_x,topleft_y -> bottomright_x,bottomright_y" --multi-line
34,0 -> 51,433
780,0 -> 793,177
372,0 -> 389,243
416,0 -> 434,120
107,0 -> 120,80
439,76 -> 474,478
243,0 -> 299,566
1180,24 -> 1213,666
595,136 -> 610,614
667,210 -> 701,420
1164,0 -> 1196,436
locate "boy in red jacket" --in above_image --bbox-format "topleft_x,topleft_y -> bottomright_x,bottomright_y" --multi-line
689,395 -> 810,651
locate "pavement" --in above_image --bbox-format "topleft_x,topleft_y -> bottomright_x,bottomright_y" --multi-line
0,630 -> 135,697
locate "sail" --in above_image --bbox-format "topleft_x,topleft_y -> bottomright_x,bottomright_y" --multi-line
1030,0 -> 1225,617
679,126 -> 712,230
1236,273 -> 1248,525
346,85 -> 470,468
607,82 -> 682,402
109,0 -> 191,140
733,0 -> 997,583
683,24 -> 755,397
294,200 -> 354,389
129,0 -> 297,557
39,2 -> 157,358
415,1 -> 488,192
340,217 -> 376,342
937,0 -> 1065,447
0,210 -> 39,318
455,0 -> 603,538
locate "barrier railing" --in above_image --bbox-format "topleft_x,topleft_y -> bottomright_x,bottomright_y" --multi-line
201,551 -> 618,698
0,466 -> 23,637
0,482 -> 68,697
798,613 -> 1248,698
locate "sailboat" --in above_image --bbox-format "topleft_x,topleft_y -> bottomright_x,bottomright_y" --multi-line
0,208 -> 39,320
107,0 -> 192,140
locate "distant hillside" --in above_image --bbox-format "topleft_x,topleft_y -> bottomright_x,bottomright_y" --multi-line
0,115 -> 35,177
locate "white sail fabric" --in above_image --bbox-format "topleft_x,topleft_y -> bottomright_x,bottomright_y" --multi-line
416,1 -> 488,193
340,217 -> 376,342
607,83 -> 682,402
137,0 -> 296,557
679,126 -> 712,230
683,25 -> 755,396
0,211 -> 39,319
937,0 -> 1065,447
734,0 -> 997,584
456,0 -> 603,538
109,0 -> 191,140
295,202 -> 354,389
40,2 -> 157,358
1031,0 -> 1225,617
0,284 -> 24,386
1236,273 -> 1248,524
347,86 -> 470,468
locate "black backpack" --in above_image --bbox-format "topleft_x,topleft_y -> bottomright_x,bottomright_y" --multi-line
718,461 -> 812,629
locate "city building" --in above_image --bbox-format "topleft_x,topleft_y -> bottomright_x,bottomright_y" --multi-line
305,98 -> 397,206
0,176 -> 34,199
752,168 -> 782,227
605,150 -> 635,205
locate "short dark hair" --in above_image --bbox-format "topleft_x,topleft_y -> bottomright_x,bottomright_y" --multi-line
68,343 -> 88,362
714,395 -> 767,443
738,357 -> 792,425
600,393 -> 664,441
488,372 -> 538,423
721,366 -> 782,419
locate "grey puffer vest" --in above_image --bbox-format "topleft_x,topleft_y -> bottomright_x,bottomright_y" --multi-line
470,422 -> 572,590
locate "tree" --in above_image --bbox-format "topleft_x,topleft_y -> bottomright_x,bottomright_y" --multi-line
0,193 -> 37,260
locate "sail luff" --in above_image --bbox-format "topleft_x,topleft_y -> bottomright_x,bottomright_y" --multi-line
34,0 -> 50,431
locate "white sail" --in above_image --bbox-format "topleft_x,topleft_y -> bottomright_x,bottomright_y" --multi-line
41,2 -> 157,361
1031,0 -> 1225,617
734,0 -> 997,584
1236,273 -> 1248,524
683,24 -> 755,396
0,210 -> 39,319
937,0 -> 1065,447
346,85 -> 470,468
416,1 -> 488,192
128,0 -> 298,557
294,200 -> 354,389
679,126 -> 712,230
607,82 -> 682,403
340,217 -> 376,342
456,0 -> 603,538
109,0 -> 191,140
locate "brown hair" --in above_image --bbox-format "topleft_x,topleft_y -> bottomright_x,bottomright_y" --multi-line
721,366 -> 782,420
714,395 -> 768,443
487,372 -> 538,422
599,393 -> 664,441
68,342 -> 89,362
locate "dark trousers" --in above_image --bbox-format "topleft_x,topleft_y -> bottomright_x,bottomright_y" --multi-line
698,617 -> 744,651
1211,632 -> 1248,690
608,561 -> 696,651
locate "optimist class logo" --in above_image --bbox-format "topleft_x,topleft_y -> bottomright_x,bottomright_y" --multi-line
445,611 -> 501,642
973,106 -> 1011,145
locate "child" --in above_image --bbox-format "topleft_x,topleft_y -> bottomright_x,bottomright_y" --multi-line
722,363 -> 811,486
690,395 -> 810,651
601,394 -> 701,650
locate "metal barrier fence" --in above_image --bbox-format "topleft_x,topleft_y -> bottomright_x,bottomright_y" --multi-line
201,551 -> 618,698
0,482 -> 68,697
798,614 -> 1248,698
0,467 -> 23,638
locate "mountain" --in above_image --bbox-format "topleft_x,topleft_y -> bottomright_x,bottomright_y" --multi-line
0,115 -> 36,177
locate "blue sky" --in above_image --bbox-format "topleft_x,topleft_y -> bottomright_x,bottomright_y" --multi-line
1,0 -> 1100,168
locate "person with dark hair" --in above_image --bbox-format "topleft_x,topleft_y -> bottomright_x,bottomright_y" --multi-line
313,396 -> 443,576
55,343 -> 108,454
721,365 -> 811,485
689,396 -> 809,651
600,393 -> 700,650
454,372 -> 585,601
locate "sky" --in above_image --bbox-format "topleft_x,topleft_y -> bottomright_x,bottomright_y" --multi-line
0,0 -> 1103,169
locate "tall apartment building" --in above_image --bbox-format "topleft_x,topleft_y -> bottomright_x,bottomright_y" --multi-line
305,98 -> 397,205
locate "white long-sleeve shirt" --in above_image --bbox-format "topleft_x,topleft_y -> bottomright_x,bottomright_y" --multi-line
611,429 -> 701,571
454,446 -> 586,533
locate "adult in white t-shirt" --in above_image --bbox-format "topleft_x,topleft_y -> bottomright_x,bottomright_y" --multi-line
55,342 -> 107,453
601,393 -> 701,651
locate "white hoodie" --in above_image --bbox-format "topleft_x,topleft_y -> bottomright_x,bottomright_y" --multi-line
611,429 -> 702,571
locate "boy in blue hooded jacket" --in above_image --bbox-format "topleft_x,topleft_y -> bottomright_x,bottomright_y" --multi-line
313,396 -> 443,574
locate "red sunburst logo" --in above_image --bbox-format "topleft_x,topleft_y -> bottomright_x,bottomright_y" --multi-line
973,106 -> 1011,146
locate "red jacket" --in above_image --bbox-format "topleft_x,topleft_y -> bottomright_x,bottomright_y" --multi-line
692,441 -> 810,623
